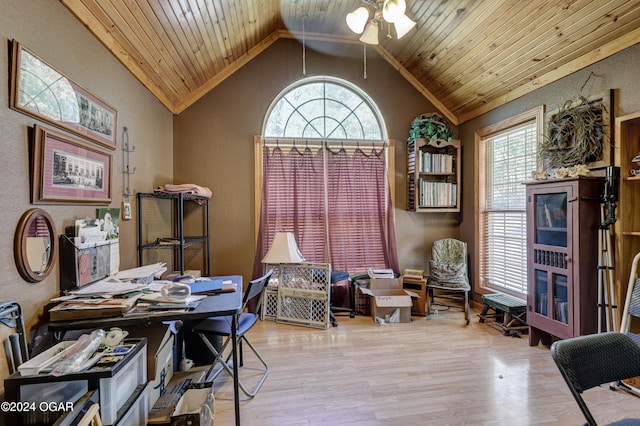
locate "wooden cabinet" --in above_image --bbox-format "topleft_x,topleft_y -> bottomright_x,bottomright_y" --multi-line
402,276 -> 428,315
614,112 -> 640,328
137,192 -> 210,276
525,177 -> 603,346
407,138 -> 460,212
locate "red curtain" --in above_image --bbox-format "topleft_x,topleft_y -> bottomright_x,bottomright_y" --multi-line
253,143 -> 399,280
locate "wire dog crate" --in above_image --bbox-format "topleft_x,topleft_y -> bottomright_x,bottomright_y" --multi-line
261,263 -> 331,329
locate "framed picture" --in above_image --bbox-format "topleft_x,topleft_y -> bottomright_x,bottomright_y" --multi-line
10,40 -> 118,150
541,89 -> 614,171
31,124 -> 112,205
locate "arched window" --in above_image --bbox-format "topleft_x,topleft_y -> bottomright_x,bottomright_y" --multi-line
254,77 -> 398,294
263,76 -> 386,140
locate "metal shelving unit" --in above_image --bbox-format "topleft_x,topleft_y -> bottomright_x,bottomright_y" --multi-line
137,192 -> 210,276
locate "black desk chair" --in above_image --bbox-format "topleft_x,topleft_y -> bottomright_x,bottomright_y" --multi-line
550,332 -> 640,426
193,269 -> 273,398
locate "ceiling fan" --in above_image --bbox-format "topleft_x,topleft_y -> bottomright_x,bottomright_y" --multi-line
346,0 -> 417,45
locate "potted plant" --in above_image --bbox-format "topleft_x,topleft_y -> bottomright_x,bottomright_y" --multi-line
408,112 -> 453,143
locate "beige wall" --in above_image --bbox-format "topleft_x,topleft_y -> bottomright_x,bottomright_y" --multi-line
0,0 -> 173,335
458,43 -> 640,295
173,38 -> 461,282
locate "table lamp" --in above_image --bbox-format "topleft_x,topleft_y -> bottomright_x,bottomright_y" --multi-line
261,232 -> 305,264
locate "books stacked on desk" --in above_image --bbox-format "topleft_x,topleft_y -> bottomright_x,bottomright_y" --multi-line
49,272 -> 240,322
49,276 -> 149,321
49,294 -> 142,321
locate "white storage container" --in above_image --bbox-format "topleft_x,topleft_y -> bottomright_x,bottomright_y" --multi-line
99,342 -> 147,425
3,339 -> 147,426
18,341 -> 75,375
115,383 -> 149,425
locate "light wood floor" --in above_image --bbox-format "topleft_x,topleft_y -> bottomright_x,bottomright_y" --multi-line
208,309 -> 640,425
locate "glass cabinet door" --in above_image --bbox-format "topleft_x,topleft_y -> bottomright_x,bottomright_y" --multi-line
530,190 -> 571,327
534,269 -> 569,323
534,192 -> 568,247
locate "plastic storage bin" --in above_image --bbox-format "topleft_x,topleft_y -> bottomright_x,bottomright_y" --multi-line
3,338 -> 147,426
99,341 -> 147,424
17,341 -> 75,376
115,383 -> 149,425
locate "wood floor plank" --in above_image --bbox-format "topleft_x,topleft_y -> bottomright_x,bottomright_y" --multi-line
207,309 -> 640,425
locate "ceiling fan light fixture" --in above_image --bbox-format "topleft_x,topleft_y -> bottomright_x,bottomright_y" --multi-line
359,20 -> 380,45
346,6 -> 370,34
382,0 -> 406,23
394,13 -> 416,39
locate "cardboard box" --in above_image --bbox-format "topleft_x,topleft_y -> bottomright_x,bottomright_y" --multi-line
149,332 -> 175,407
125,324 -> 176,408
360,278 -> 414,323
148,367 -> 208,424
403,276 -> 428,315
169,385 -> 214,426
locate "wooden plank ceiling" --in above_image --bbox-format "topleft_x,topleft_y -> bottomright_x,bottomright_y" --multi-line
60,0 -> 640,124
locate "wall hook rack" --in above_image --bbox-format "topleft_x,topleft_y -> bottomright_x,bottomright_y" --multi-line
121,126 -> 136,197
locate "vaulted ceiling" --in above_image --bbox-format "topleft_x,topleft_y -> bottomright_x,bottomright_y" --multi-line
60,0 -> 640,125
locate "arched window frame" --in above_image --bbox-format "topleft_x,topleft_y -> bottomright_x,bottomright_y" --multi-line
262,76 -> 388,141
254,76 -> 397,276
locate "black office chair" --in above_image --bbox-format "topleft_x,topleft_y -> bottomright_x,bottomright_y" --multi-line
550,332 -> 640,426
193,269 -> 273,398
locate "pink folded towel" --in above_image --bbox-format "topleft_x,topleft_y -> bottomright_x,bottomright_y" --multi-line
155,183 -> 212,198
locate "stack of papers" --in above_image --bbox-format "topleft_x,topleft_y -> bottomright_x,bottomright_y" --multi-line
49,295 -> 141,321
368,268 -> 395,279
116,263 -> 167,284
50,277 -> 149,321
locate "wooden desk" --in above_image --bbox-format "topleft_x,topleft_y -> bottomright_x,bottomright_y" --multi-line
48,275 -> 244,425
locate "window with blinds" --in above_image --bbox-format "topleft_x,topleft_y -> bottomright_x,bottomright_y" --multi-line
481,121 -> 538,296
257,76 -> 397,275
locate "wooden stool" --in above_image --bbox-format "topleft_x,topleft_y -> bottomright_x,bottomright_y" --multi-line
479,293 -> 528,336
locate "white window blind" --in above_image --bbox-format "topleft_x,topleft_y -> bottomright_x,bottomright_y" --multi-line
481,121 -> 537,295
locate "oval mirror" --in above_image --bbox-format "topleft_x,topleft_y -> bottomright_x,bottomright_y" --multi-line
14,208 -> 57,283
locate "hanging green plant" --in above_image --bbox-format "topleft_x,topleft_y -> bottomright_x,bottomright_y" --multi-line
407,112 -> 453,143
540,96 -> 608,168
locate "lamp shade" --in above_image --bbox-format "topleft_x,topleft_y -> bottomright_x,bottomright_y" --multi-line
382,0 -> 406,23
262,232 -> 305,263
346,7 -> 369,34
394,13 -> 416,39
359,20 -> 380,45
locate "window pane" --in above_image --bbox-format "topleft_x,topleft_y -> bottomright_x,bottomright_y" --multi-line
482,120 -> 537,295
264,79 -> 382,140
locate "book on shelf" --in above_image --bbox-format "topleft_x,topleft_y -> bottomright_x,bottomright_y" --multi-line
419,152 -> 455,174
419,180 -> 457,207
537,292 -> 548,316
